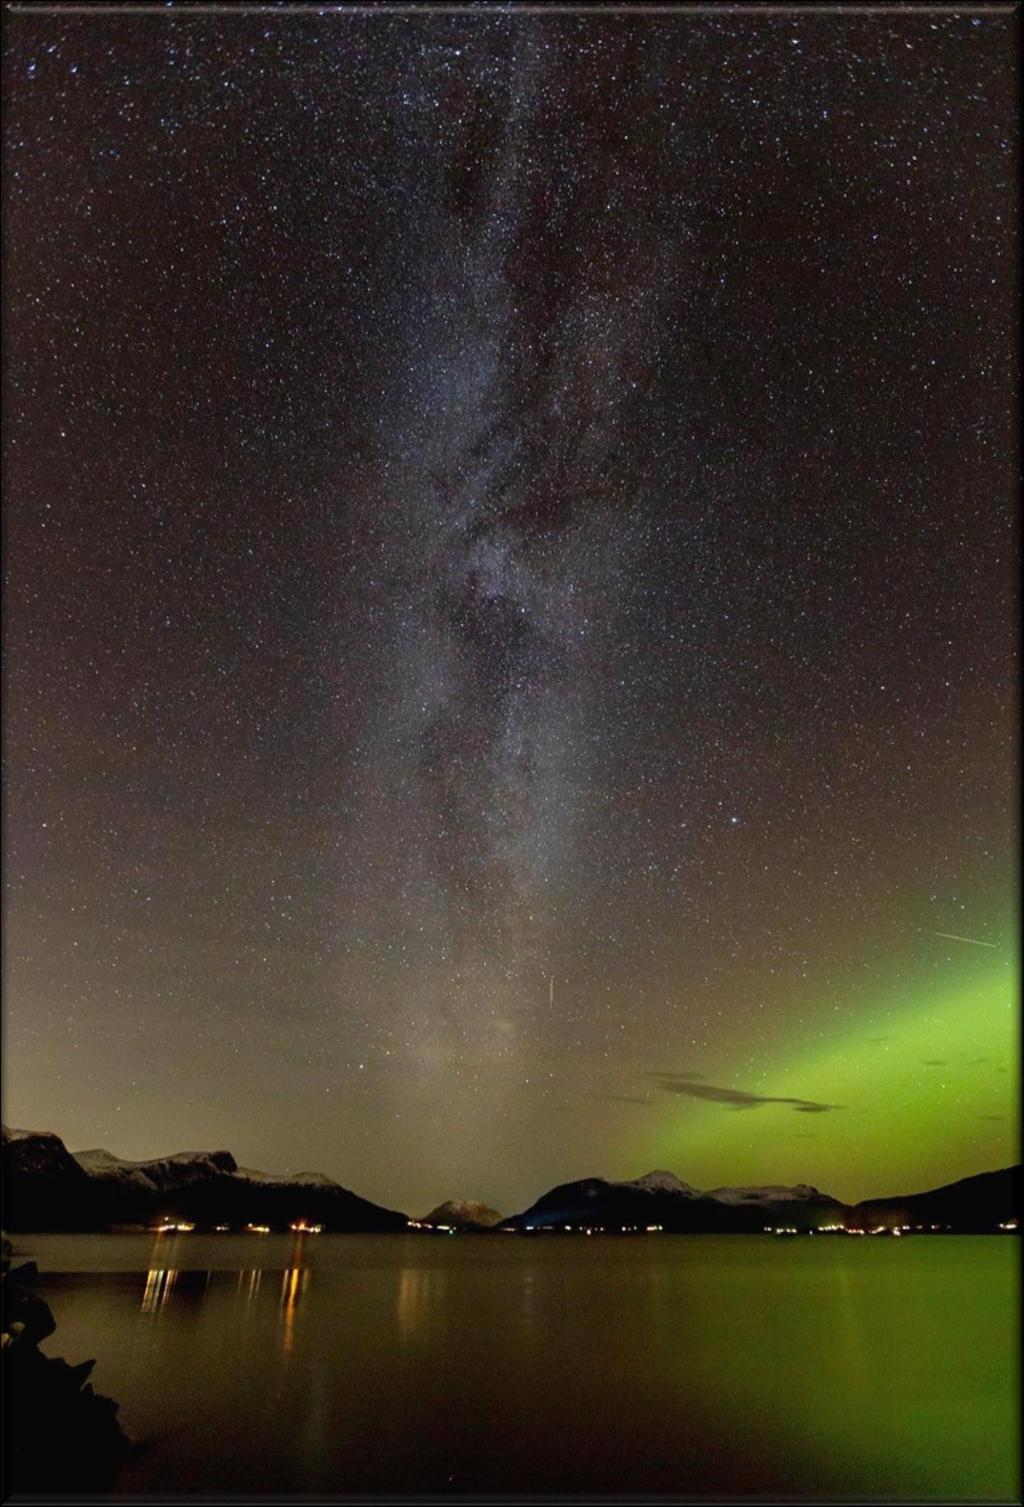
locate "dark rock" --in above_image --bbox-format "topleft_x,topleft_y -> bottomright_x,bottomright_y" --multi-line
2,1268 -> 57,1345
11,1289 -> 56,1345
2,1266 -> 131,1496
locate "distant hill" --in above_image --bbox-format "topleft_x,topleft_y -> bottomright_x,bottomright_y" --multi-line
848,1166 -> 1021,1233
419,1199 -> 504,1230
499,1171 -> 850,1232
2,1128 -> 407,1233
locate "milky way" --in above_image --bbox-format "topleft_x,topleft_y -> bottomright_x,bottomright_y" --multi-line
339,25 -> 694,1046
3,6 -> 1017,1212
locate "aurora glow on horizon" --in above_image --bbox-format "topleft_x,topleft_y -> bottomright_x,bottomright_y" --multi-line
3,6 -> 1018,1216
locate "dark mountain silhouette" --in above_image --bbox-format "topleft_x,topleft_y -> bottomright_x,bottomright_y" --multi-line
848,1165 -> 1020,1233
2,1128 -> 407,1233
499,1172 -> 848,1233
501,1167 -> 1021,1234
1,1130 -> 96,1231
3,1128 -> 1018,1235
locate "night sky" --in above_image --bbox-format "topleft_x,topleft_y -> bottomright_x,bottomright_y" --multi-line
3,3 -> 1018,1216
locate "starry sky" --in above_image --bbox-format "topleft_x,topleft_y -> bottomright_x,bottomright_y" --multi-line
3,3 -> 1018,1217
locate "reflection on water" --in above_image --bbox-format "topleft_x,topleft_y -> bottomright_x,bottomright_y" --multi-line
279,1268 -> 309,1356
142,1264 -> 311,1356
144,1265 -> 312,1362
831,1260 -> 871,1381
141,1269 -> 177,1315
240,1268 -> 261,1303
20,1235 -> 1018,1500
395,1265 -> 447,1342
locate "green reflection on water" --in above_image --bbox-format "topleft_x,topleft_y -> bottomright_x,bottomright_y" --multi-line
21,1233 -> 1021,1499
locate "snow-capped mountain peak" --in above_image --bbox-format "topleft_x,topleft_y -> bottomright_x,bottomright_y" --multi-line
74,1149 -> 132,1171
618,1170 -> 700,1197
70,1148 -> 239,1194
235,1167 -> 339,1189
419,1198 -> 503,1228
706,1184 -> 828,1206
3,1126 -> 57,1143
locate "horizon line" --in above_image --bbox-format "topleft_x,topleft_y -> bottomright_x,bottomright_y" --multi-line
3,1122 -> 1018,1216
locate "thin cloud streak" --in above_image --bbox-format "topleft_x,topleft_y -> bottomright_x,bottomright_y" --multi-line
649,1074 -> 840,1113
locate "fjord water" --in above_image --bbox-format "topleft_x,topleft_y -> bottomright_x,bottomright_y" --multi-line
14,1233 -> 1018,1499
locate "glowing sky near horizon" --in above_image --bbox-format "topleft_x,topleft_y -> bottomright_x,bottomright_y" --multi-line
2,7 -> 1017,1215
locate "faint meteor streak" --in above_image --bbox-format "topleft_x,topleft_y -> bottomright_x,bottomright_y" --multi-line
932,932 -> 998,950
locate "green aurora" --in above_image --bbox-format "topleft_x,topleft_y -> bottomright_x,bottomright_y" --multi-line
644,941 -> 1019,1203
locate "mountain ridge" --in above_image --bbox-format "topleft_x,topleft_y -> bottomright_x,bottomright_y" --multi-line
2,1126 -> 1018,1235
2,1127 -> 405,1233
500,1174 -> 848,1233
501,1165 -> 1020,1234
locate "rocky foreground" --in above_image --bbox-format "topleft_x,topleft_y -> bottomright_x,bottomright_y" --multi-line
1,1237 -> 131,1496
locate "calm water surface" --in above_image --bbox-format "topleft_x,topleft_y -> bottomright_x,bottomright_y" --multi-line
12,1232 -> 1019,1499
